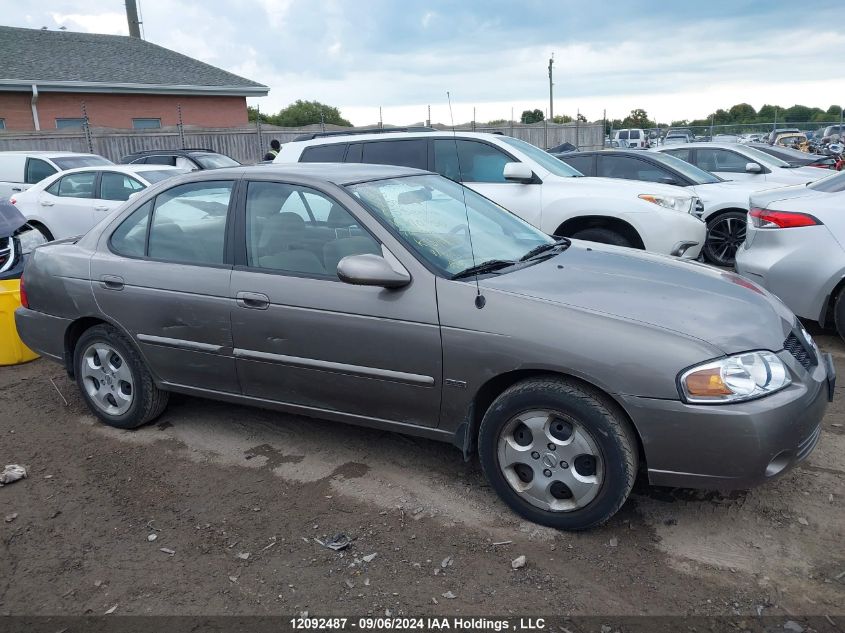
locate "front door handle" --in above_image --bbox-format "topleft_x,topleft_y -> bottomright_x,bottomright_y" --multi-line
40,200 -> 54,207
236,291 -> 270,310
94,205 -> 110,211
99,275 -> 124,291
11,187 -> 22,192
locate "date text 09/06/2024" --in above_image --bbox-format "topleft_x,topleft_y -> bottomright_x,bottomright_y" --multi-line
290,617 -> 547,630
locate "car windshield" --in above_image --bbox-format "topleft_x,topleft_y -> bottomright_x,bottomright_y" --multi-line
193,153 -> 240,169
647,151 -> 722,184
140,169 -> 191,183
51,155 -> 113,169
347,174 -> 554,277
808,171 -> 845,193
498,136 -> 584,177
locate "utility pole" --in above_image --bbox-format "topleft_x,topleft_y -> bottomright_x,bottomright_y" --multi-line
379,107 -> 383,129
548,53 -> 554,123
125,0 -> 142,38
426,104 -> 430,127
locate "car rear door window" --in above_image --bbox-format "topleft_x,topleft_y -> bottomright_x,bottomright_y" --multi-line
361,140 -> 427,169
345,143 -> 363,163
100,172 -> 145,201
561,154 -> 594,176
146,181 -> 233,264
25,158 -> 57,184
629,130 -> 641,140
56,172 -> 96,198
300,144 -> 347,163
244,181 -> 380,278
145,155 -> 178,166
697,149 -> 748,173
433,139 -> 512,183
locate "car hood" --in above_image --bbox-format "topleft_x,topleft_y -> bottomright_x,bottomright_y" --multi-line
483,242 -> 794,355
562,176 -> 693,198
0,200 -> 26,238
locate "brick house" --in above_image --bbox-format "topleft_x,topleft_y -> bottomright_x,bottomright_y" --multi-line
0,26 -> 268,131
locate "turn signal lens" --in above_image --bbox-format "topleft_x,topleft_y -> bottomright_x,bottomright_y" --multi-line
680,351 -> 790,404
749,208 -> 821,229
19,274 -> 29,309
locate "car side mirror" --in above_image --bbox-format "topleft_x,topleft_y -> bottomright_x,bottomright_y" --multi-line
658,176 -> 678,185
503,162 -> 535,183
745,162 -> 762,174
337,254 -> 411,289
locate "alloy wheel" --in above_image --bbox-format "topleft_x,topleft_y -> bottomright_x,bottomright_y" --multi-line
706,215 -> 747,266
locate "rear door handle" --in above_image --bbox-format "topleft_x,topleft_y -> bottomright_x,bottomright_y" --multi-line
99,275 -> 124,291
11,187 -> 22,192
236,291 -> 270,310
94,205 -> 110,211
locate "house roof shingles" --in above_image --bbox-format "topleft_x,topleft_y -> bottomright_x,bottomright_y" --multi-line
0,26 -> 268,96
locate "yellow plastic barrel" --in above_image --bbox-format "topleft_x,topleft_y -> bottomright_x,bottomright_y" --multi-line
0,279 -> 39,365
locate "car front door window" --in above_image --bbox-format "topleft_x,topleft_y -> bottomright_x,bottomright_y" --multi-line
433,140 -> 512,183
697,149 -> 748,173
26,158 -> 58,184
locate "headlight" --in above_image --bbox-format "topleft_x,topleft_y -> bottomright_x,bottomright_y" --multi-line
679,351 -> 790,404
638,193 -> 693,213
16,226 -> 48,255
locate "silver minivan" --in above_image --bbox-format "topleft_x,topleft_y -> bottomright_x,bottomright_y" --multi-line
0,151 -> 113,198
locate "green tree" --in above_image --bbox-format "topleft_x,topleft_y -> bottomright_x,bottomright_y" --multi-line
486,118 -> 508,126
622,108 -> 652,129
728,103 -> 756,123
757,104 -> 778,121
576,113 -> 587,123
274,100 -> 352,127
783,105 -> 816,122
520,109 -> 545,124
827,105 -> 843,117
551,114 -> 573,124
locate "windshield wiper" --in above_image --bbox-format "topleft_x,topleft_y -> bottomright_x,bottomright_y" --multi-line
519,238 -> 571,261
451,259 -> 516,280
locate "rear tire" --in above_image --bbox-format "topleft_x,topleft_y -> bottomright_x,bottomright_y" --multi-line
703,210 -> 746,267
478,377 -> 638,530
74,324 -> 168,429
834,288 -> 845,343
570,227 -> 631,248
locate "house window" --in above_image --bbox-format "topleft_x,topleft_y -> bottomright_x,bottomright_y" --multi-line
133,118 -> 162,129
0,119 -> 6,130
56,118 -> 85,129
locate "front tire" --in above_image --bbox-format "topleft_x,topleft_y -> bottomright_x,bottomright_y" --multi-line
570,227 -> 631,248
478,377 -> 638,530
74,324 -> 168,429
703,211 -> 746,267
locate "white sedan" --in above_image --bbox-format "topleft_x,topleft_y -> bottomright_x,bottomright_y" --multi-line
11,165 -> 186,240
655,143 -> 828,186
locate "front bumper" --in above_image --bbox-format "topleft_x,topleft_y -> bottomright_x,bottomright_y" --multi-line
620,351 -> 833,489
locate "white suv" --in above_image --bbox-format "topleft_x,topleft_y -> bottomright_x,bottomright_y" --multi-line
275,132 -> 705,258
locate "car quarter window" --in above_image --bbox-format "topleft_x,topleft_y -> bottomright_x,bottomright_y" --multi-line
55,172 -> 97,198
145,181 -> 233,264
696,149 -> 748,173
25,158 -> 57,184
145,155 -> 178,166
663,148 -> 692,162
244,181 -> 380,278
433,139 -> 511,183
361,139 -> 427,169
300,144 -> 347,162
100,172 -> 145,201
110,200 -> 153,257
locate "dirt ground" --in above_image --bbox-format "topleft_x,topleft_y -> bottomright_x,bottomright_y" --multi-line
0,328 -> 843,619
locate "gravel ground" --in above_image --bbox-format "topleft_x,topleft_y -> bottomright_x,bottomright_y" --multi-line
0,328 -> 843,618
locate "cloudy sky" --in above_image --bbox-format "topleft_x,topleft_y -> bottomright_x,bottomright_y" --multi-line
3,0 -> 843,125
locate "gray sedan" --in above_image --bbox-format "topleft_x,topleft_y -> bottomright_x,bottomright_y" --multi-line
15,164 -> 834,530
736,171 -> 845,340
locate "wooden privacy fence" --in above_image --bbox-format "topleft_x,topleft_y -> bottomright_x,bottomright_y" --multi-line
0,121 -> 603,164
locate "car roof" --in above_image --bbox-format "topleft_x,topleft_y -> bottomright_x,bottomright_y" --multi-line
56,164 -> 185,175
654,142 -> 747,150
560,149 -> 659,159
124,148 -> 220,156
0,150 -> 103,158
191,162 -> 430,185
284,130 -> 510,149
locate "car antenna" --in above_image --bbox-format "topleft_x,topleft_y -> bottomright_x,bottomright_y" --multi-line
447,91 -> 485,309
